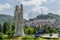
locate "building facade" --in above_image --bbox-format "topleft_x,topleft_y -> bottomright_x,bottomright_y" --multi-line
25,19 -> 56,28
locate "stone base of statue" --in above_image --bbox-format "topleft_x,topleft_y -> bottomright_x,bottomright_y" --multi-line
13,31 -> 25,40
13,32 -> 25,37
13,26 -> 25,37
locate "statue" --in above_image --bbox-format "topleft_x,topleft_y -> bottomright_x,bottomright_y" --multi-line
14,4 -> 24,36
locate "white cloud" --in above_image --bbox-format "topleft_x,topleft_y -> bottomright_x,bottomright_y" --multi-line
49,10 -> 60,16
23,14 -> 29,20
56,10 -> 60,15
16,0 -> 48,19
21,0 -> 47,6
57,10 -> 60,12
0,3 -> 11,11
32,6 -> 49,14
50,0 -> 56,2
14,0 -> 56,5
58,1 -> 60,4
15,0 -> 57,20
24,6 -> 49,19
23,9 -> 32,20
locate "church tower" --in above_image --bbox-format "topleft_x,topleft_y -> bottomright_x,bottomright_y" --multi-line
14,4 -> 24,36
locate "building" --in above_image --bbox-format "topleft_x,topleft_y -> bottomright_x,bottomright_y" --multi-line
41,33 -> 59,38
25,19 -> 56,28
25,18 -> 60,33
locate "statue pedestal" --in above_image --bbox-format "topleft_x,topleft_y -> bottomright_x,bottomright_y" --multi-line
13,32 -> 25,37
13,33 -> 24,40
14,33 -> 21,37
12,36 -> 21,40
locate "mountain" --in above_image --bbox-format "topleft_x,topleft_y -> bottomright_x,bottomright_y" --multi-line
0,14 -> 28,25
29,13 -> 60,24
47,13 -> 60,24
0,14 -> 13,25
0,13 -> 60,25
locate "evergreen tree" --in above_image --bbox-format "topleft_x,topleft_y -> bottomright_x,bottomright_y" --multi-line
3,21 -> 9,34
0,24 -> 2,32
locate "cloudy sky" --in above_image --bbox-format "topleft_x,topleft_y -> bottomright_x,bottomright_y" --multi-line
0,0 -> 60,20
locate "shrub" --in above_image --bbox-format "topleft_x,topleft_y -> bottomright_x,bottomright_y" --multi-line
0,33 -> 2,39
24,27 -> 34,35
2,34 -> 8,39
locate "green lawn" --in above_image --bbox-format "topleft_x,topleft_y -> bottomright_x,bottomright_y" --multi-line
2,35 -> 60,40
3,37 -> 60,40
13,37 -> 60,40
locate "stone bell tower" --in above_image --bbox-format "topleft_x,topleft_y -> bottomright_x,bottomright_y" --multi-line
14,4 -> 24,36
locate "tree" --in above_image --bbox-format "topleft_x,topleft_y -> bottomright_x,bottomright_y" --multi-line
6,23 -> 15,36
11,23 -> 15,35
0,24 -> 2,32
48,27 -> 57,33
0,24 -> 2,39
3,21 -> 9,34
11,23 -> 15,31
41,25 -> 57,33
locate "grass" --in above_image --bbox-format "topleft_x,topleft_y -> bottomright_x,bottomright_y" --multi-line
2,35 -> 60,40
12,36 -> 60,40
3,37 -> 60,40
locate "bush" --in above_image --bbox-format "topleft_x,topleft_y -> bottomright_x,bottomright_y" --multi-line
2,34 -> 8,39
24,28 -> 34,35
0,33 -> 2,39
42,25 -> 58,33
